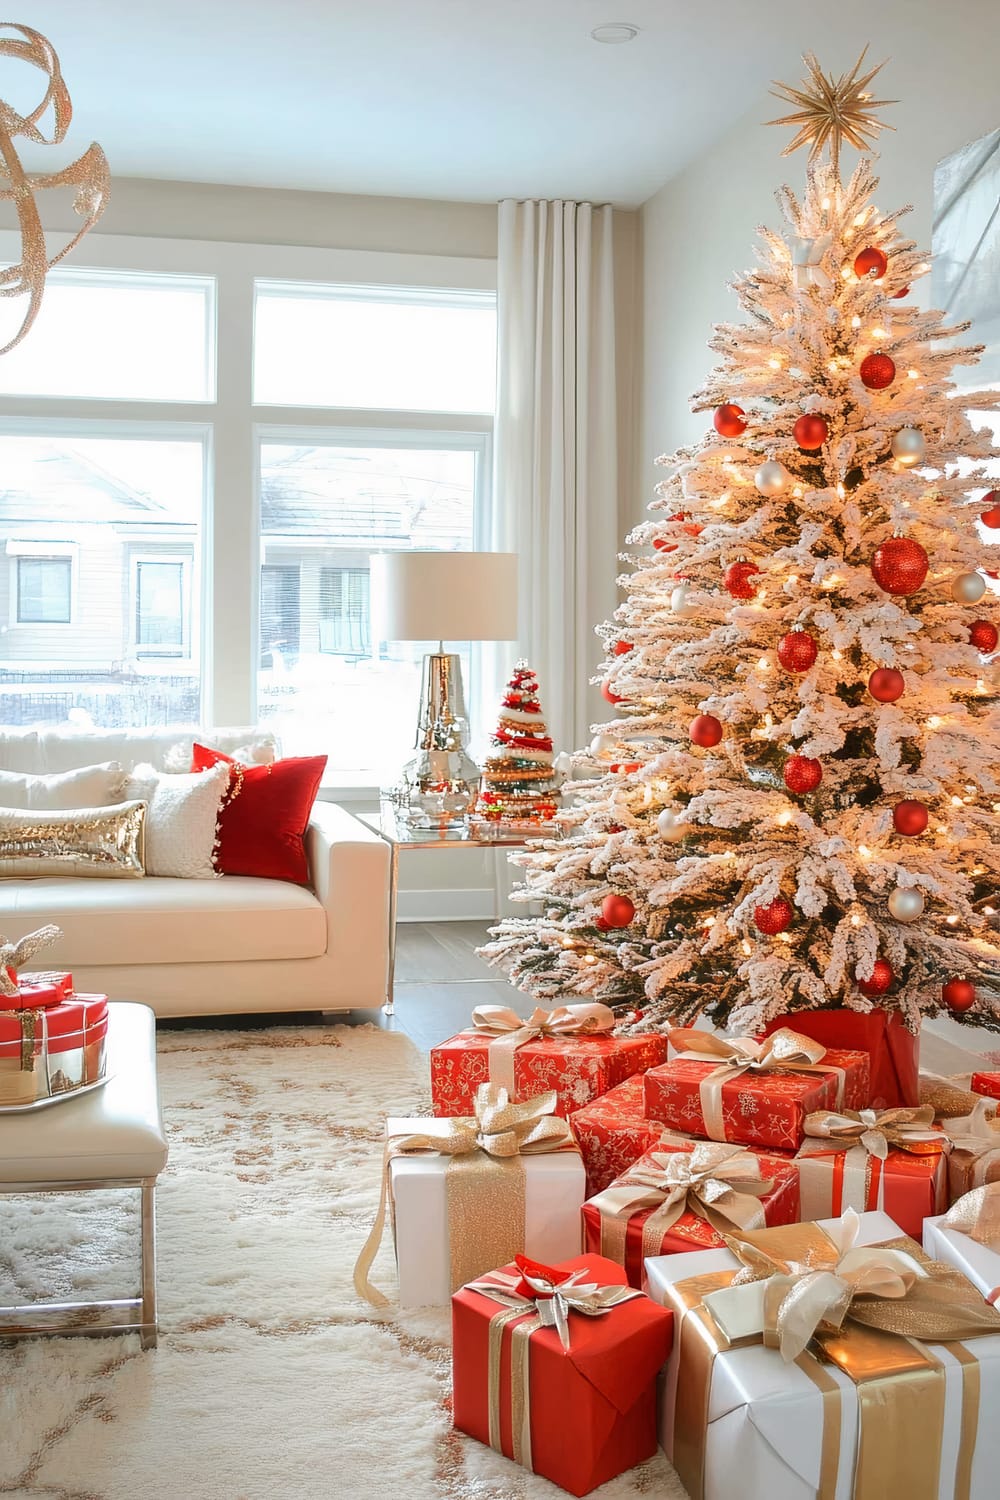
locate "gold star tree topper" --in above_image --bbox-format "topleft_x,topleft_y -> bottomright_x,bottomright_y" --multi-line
767,49 -> 896,179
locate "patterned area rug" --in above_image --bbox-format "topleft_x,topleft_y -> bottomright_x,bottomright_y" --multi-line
0,1023 -> 686,1500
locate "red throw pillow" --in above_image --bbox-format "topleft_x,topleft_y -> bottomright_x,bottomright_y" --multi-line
191,744 -> 327,884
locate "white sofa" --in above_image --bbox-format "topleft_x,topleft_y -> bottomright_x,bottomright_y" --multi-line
0,726 -> 390,1018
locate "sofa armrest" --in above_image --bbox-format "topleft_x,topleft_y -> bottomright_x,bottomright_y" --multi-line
304,802 -> 391,1005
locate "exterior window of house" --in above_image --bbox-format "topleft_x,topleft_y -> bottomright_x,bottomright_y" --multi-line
16,557 -> 72,624
319,568 -> 370,656
134,557 -> 190,654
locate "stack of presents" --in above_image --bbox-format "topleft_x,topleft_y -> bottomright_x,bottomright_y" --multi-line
355,1001 -> 1000,1498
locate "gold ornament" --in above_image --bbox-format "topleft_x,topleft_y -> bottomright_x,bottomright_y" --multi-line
767,49 -> 896,179
0,24 -> 110,354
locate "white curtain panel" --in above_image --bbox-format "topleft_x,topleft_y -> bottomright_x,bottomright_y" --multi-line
492,198 -> 619,756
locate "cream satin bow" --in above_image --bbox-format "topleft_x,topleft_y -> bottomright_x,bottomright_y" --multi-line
800,1105 -> 946,1161
668,1026 -> 827,1072
472,1002 -> 616,1041
466,1263 -> 643,1350
705,1207 -> 926,1362
941,1098 -> 1000,1188
944,1181 -> 1000,1249
588,1142 -> 774,1240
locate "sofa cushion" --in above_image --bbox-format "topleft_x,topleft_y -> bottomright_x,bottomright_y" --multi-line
0,762 -> 128,809
0,875 -> 326,965
0,727 -> 279,775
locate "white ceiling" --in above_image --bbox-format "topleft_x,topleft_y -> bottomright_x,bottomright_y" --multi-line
8,0 -> 1000,207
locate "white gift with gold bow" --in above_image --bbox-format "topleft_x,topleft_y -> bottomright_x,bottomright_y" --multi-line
924,1181 -> 1000,1301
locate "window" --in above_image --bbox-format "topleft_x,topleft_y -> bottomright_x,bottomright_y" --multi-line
320,568 -> 370,656
133,556 -> 191,654
16,557 -> 72,624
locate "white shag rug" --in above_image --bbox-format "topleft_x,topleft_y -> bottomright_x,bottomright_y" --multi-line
0,1023 -> 687,1500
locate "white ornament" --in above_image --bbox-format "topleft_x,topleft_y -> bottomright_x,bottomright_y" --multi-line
951,571 -> 987,604
656,807 -> 686,841
755,460 -> 790,497
888,886 -> 925,923
590,734 -> 615,757
891,427 -> 925,466
670,584 -> 694,615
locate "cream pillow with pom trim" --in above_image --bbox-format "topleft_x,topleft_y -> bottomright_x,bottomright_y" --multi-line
125,762 -> 230,878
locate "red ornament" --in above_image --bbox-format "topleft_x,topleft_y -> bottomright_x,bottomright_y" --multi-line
613,640 -> 633,655
713,403 -> 747,438
601,893 -> 635,929
652,511 -> 702,552
595,917 -> 611,931
777,631 -> 818,672
793,413 -> 829,450
723,560 -> 760,599
853,246 -> 888,279
783,755 -> 822,794
858,958 -> 894,997
860,352 -> 896,390
652,537 -> 672,553
969,620 -> 999,653
981,493 -> 1000,528
871,537 -> 929,595
942,977 -> 976,1014
689,714 -> 723,748
893,799 -> 928,837
609,761 -> 641,775
891,286 -> 909,299
754,897 -> 793,935
868,667 -> 905,703
601,680 -> 624,705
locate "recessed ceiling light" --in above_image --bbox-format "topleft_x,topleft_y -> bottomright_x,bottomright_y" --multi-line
590,22 -> 639,44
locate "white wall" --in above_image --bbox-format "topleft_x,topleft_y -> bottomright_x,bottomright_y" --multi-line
639,50 -> 1000,527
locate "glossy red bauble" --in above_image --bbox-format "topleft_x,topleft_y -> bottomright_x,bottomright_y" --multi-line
723,560 -> 760,599
601,893 -> 636,929
713,403 -> 747,438
853,246 -> 888,279
689,713 -> 723,748
942,977 -> 977,1014
893,799 -> 929,837
858,958 -> 894,997
601,680 -> 624,705
783,755 -> 823,794
777,631 -> 818,672
613,640 -> 634,655
969,620 -> 999,653
595,917 -> 611,931
981,493 -> 1000,528
868,667 -> 905,703
891,286 -> 909,299
754,897 -> 794,936
871,537 -> 929,595
793,413 -> 829,450
860,352 -> 896,390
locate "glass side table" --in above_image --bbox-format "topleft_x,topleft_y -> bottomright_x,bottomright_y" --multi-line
357,806 -> 557,1015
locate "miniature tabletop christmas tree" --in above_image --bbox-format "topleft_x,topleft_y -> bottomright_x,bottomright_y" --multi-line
475,661 -> 562,827
481,53 -> 1000,1040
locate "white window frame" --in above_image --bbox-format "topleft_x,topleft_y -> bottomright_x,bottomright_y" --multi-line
130,551 -> 194,658
7,542 -> 78,628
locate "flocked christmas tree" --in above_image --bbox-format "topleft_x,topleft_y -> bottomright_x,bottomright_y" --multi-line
475,660 -> 561,826
482,53 -> 1000,1040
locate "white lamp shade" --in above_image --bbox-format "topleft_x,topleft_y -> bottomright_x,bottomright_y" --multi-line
370,551 -> 518,641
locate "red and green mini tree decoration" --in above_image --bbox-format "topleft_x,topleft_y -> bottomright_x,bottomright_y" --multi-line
476,661 -> 561,825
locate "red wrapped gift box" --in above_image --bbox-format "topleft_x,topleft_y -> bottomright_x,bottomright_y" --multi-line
642,1045 -> 869,1153
570,1075 -> 665,1197
432,1028 -> 668,1119
0,995 -> 108,1108
795,1141 -> 947,1238
763,1007 -> 919,1108
452,1252 -> 673,1496
971,1072 -> 1000,1104
5,970 -> 74,1009
582,1141 -> 799,1288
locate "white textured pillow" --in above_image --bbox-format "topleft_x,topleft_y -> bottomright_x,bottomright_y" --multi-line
125,763 -> 229,879
0,762 -> 127,810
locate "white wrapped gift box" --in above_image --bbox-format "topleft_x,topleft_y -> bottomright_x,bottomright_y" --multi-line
386,1115 -> 586,1308
924,1214 -> 1000,1300
646,1210 -> 1000,1500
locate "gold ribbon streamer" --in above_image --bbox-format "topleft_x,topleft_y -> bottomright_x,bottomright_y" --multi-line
945,1180 -> 1000,1248
352,1084 -> 578,1307
470,1002 -> 616,1094
667,1027 -> 847,1142
941,1099 -> 1000,1196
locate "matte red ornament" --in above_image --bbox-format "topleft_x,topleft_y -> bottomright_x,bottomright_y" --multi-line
942,977 -> 976,1013
613,640 -> 633,655
860,351 -> 896,390
868,667 -> 905,703
893,799 -> 929,837
981,493 -> 1000,528
754,897 -> 793,935
689,713 -> 723,748
969,620 -> 999,653
858,958 -> 894,997
853,246 -> 888,279
777,631 -> 818,672
871,537 -> 929,595
713,403 -> 747,437
783,755 -> 822,794
793,413 -> 829,450
595,917 -> 611,932
601,893 -> 635,929
723,560 -> 760,599
601,680 -> 624,705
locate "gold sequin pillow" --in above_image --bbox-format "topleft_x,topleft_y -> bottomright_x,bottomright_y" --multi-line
0,800 -> 146,878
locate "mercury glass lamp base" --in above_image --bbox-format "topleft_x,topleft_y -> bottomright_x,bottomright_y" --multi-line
390,748 -> 480,828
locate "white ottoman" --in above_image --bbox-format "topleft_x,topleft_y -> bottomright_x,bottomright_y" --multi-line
0,1001 -> 168,1349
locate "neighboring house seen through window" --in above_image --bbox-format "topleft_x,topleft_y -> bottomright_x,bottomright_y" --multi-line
16,556 -> 71,624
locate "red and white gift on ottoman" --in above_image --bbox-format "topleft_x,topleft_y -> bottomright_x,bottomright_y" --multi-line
452,1252 -> 674,1496
431,1003 -> 668,1119
569,1074 -> 665,1197
0,994 -> 109,1108
582,1140 -> 800,1287
642,1027 -> 870,1153
795,1105 -> 948,1238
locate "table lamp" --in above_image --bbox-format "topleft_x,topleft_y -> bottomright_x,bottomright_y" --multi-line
370,550 -> 519,826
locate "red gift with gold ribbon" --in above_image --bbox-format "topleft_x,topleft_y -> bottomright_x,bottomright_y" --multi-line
452,1252 -> 673,1497
569,1074 -> 665,1197
763,1006 -> 919,1108
971,1071 -> 1000,1105
795,1106 -> 949,1237
0,994 -> 108,1108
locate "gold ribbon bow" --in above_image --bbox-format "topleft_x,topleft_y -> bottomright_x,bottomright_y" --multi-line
945,1181 -> 1000,1249
353,1084 -> 577,1307
667,1026 -> 844,1142
588,1143 -> 774,1269
941,1098 -> 1000,1196
800,1105 -> 946,1161
470,1002 -> 616,1093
